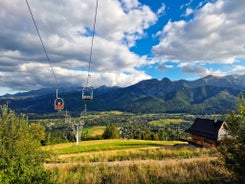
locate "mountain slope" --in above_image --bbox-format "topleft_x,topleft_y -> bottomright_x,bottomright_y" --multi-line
0,75 -> 244,114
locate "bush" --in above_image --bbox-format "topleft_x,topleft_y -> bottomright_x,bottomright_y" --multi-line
0,105 -> 54,184
218,96 -> 245,183
102,125 -> 120,139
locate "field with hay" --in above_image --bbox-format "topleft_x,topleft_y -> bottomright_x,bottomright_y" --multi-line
44,139 -> 232,184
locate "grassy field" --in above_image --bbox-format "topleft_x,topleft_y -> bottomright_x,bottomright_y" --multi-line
148,118 -> 183,126
82,126 -> 105,136
44,139 -> 232,184
44,139 -> 187,154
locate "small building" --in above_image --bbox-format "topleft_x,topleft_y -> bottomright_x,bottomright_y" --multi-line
185,118 -> 227,147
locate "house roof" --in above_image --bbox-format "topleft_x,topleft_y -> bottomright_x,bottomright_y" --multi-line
185,118 -> 224,140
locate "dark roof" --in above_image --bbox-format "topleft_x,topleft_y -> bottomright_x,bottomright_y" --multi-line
185,118 -> 224,140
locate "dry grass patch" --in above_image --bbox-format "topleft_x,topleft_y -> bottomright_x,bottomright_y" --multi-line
49,158 -> 232,184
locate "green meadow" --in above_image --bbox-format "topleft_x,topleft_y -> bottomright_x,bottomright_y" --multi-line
44,139 -> 186,154
82,126 -> 106,136
148,118 -> 183,126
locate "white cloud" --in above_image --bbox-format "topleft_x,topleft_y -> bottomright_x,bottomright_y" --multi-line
0,0 -> 157,94
184,8 -> 193,16
119,0 -> 139,11
181,64 -> 224,77
157,3 -> 166,16
229,64 -> 245,74
153,0 -> 245,64
157,64 -> 173,72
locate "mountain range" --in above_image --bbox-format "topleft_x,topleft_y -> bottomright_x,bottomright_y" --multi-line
1,74 -> 245,115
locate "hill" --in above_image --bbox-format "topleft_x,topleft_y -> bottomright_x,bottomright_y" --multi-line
44,140 -> 230,184
0,74 -> 244,114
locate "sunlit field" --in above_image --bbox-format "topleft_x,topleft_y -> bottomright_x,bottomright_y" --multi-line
43,139 -> 232,184
148,118 -> 183,126
43,139 -> 187,154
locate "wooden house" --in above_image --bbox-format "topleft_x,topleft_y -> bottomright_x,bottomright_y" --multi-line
185,118 -> 227,147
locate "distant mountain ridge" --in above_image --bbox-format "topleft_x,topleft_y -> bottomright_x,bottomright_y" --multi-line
1,74 -> 245,115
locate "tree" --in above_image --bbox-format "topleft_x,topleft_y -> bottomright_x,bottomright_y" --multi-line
102,125 -> 120,139
0,105 -> 53,184
218,96 -> 245,183
29,123 -> 46,145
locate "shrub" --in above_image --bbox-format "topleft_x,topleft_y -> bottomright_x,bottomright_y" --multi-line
0,105 -> 53,184
102,125 -> 120,139
218,95 -> 245,183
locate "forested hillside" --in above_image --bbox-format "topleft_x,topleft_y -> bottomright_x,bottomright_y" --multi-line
0,75 -> 245,114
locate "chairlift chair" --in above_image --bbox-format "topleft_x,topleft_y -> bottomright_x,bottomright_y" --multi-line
54,97 -> 64,111
82,87 -> 93,101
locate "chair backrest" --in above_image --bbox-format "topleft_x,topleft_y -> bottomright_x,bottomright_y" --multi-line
54,97 -> 64,111
82,87 -> 93,101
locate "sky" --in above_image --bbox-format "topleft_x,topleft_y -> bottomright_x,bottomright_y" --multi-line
0,0 -> 245,95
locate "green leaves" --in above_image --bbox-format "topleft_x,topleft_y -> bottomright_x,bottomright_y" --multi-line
102,125 -> 120,139
0,105 -> 53,184
218,96 -> 245,183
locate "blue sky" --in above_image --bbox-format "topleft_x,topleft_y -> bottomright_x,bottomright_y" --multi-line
0,0 -> 245,95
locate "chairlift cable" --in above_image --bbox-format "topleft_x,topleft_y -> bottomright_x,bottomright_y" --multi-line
25,0 -> 59,89
81,0 -> 98,103
80,0 -> 99,133
26,0 -> 64,111
85,0 -> 99,88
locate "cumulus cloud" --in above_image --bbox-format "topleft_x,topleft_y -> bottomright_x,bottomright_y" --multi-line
0,0 -> 157,93
153,0 -> 245,64
157,64 -> 173,72
184,8 -> 193,16
181,64 -> 224,77
157,3 -> 166,16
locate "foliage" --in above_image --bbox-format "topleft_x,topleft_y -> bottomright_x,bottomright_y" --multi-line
0,105 -> 53,184
102,125 -> 120,139
218,95 -> 245,183
29,123 -> 46,145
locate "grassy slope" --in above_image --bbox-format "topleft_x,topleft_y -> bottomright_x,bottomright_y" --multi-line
148,118 -> 183,126
82,126 -> 105,136
44,139 -> 187,154
44,140 -> 232,184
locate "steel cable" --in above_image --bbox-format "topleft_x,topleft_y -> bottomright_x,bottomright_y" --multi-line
25,0 -> 59,89
86,0 -> 99,88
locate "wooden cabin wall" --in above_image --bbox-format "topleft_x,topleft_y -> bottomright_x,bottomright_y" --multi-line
191,134 -> 217,147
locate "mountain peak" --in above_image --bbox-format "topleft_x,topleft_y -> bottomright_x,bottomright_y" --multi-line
1,74 -> 245,114
161,77 -> 171,82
